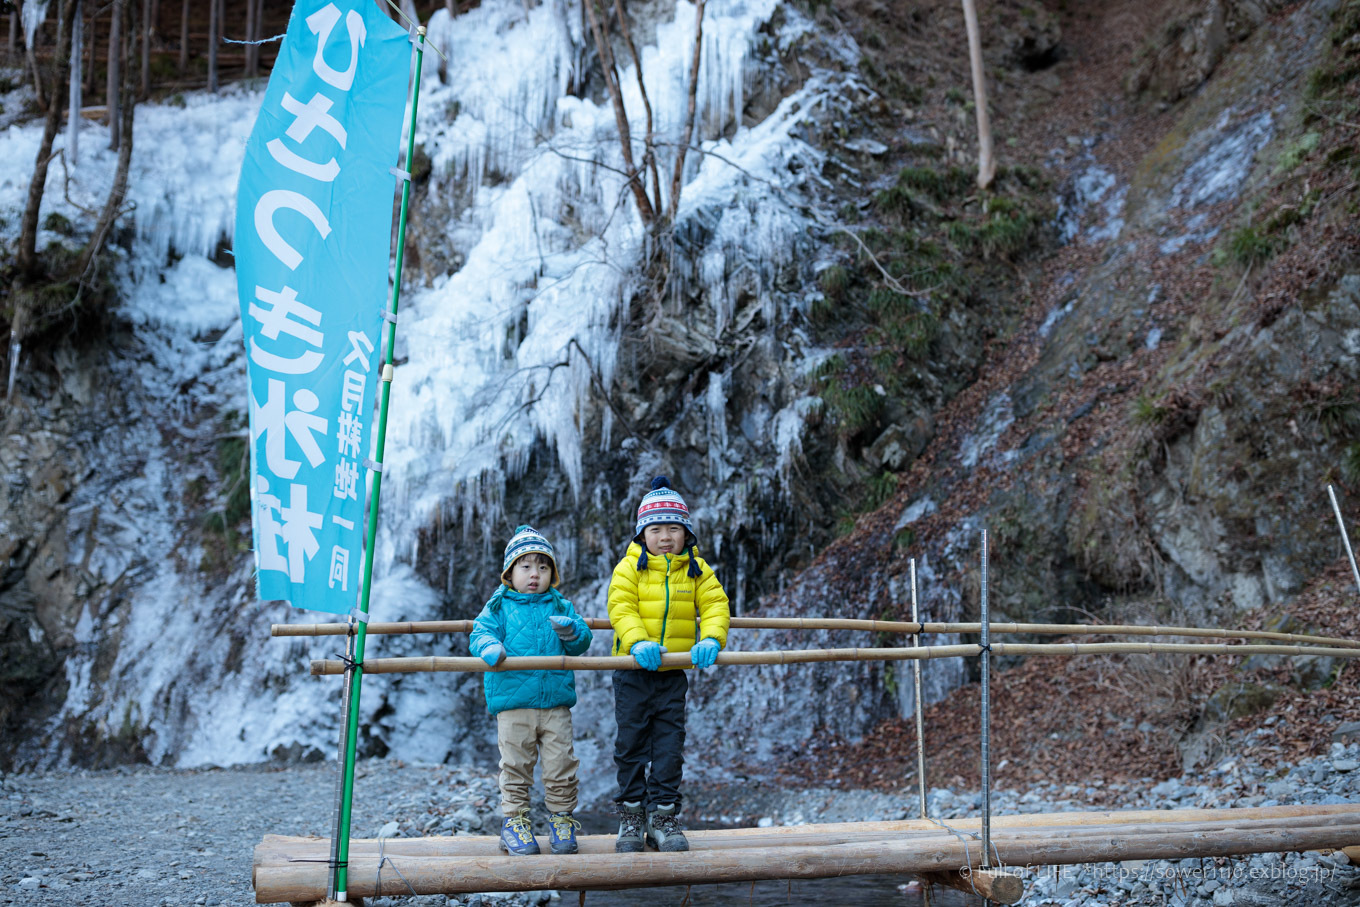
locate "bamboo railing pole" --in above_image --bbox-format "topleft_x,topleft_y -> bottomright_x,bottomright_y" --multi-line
327,25 -> 428,902
991,641 -> 1360,658
271,617 -> 1360,649
1329,484 -> 1360,596
308,639 -> 1360,675
980,528 -> 993,868
253,817 -> 1360,902
309,645 -> 986,675
910,557 -> 928,821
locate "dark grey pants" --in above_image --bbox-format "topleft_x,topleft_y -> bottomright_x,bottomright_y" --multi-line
612,669 -> 688,809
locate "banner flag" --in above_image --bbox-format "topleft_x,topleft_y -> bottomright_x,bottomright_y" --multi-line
234,0 -> 410,615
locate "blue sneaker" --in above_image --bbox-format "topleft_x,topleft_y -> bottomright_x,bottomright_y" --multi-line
499,808 -> 540,855
547,811 -> 581,854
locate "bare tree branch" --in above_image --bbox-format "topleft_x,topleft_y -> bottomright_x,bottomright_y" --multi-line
17,0 -> 80,277
78,0 -> 137,279
611,0 -> 662,217
582,0 -> 655,225
668,0 -> 705,222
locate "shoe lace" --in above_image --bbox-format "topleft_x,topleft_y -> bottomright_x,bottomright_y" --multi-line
652,811 -> 684,835
620,810 -> 645,837
550,814 -> 581,839
507,812 -> 534,843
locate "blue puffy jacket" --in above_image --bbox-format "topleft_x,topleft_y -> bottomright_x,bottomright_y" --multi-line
468,586 -> 593,715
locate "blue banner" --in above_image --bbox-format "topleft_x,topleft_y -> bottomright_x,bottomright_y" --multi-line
234,0 -> 409,615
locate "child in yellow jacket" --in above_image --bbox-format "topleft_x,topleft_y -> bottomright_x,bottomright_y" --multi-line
607,476 -> 730,853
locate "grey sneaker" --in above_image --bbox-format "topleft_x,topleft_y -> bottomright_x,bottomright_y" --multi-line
615,800 -> 645,853
646,802 -> 689,852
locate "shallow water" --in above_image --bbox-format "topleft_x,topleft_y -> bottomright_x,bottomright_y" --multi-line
570,812 -> 984,906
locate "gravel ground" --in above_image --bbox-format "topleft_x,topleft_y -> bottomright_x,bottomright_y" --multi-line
7,745 -> 1360,907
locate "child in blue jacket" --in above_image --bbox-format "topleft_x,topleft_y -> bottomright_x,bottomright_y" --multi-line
469,525 -> 593,856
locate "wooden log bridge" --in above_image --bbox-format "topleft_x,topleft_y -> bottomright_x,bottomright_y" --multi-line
252,805 -> 1360,903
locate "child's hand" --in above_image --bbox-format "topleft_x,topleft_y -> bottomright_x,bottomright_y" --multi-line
630,640 -> 665,671
480,643 -> 506,667
548,615 -> 578,643
691,638 -> 721,668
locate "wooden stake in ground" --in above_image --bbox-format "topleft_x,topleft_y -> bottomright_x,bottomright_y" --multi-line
959,0 -> 995,189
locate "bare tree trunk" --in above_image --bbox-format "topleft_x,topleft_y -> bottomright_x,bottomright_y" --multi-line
17,0 -> 79,276
668,0 -> 705,221
106,0 -> 122,148
960,0 -> 995,189
76,0 -> 136,281
140,0 -> 151,97
68,0 -> 82,165
13,0 -> 81,399
177,0 -> 187,74
86,4 -> 96,95
25,19 -> 48,112
243,0 -> 258,77
7,10 -> 17,64
207,0 -> 219,93
611,0 -> 662,217
582,0 -> 654,226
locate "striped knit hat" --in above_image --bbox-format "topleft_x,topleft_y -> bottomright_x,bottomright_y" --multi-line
501,525 -> 560,587
633,477 -> 701,577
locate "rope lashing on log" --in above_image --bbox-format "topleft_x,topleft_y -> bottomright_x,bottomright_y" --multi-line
271,617 -> 1360,649
308,640 -> 1360,675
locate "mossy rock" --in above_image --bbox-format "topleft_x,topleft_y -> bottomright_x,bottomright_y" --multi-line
1202,681 -> 1283,724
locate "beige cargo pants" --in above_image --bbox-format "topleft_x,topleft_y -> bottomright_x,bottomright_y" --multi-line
496,706 -> 579,816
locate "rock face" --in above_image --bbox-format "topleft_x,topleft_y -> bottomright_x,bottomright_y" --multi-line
2,0 -> 1359,778
1125,0 -> 1292,103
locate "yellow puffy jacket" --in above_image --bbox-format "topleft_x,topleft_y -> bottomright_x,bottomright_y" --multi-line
608,542 -> 730,668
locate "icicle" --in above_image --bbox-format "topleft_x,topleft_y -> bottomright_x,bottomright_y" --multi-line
21,0 -> 50,50
6,335 -> 19,400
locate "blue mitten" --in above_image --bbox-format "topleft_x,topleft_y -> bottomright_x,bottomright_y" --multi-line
631,640 -> 664,671
480,643 -> 506,667
548,615 -> 578,643
691,638 -> 721,669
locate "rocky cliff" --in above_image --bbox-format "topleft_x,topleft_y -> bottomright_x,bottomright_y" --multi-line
1,0 -> 1357,781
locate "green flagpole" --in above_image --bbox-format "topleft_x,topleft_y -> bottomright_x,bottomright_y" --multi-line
330,22 -> 427,903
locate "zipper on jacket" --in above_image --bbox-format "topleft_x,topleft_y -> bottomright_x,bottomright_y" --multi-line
659,555 -> 672,650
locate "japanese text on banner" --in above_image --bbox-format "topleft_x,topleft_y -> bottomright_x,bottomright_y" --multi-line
234,0 -> 409,615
